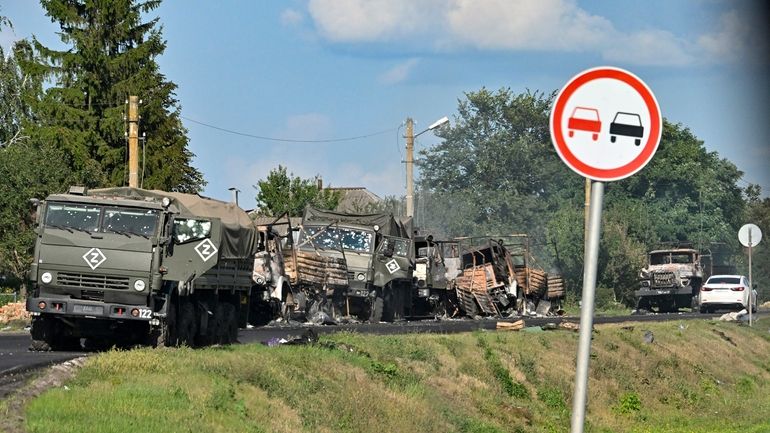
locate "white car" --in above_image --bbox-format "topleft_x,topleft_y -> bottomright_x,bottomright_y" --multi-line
699,275 -> 758,313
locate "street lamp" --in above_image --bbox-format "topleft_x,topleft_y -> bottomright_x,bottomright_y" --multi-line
405,116 -> 449,218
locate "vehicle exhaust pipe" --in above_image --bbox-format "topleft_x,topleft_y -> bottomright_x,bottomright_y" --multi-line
228,187 -> 240,206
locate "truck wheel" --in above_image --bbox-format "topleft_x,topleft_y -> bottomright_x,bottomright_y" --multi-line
155,299 -> 178,348
214,303 -> 228,344
177,300 -> 197,347
222,303 -> 239,344
369,296 -> 384,323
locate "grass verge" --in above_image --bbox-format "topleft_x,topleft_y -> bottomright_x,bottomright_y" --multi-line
21,319 -> 770,433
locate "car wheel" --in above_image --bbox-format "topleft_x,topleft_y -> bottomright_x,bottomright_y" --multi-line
610,136 -> 616,143
569,130 -> 574,138
635,138 -> 641,146
592,133 -> 598,141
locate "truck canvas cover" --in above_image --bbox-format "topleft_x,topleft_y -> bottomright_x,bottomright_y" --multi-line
88,187 -> 258,259
302,206 -> 412,238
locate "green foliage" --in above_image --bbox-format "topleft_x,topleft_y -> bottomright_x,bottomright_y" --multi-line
0,141 -> 75,282
418,87 -> 750,304
254,165 -> 341,217
614,392 -> 642,415
16,0 -> 204,192
478,336 -> 529,400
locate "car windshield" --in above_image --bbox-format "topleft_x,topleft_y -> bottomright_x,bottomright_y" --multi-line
302,226 -> 373,253
380,237 -> 409,257
45,202 -> 159,237
707,276 -> 740,285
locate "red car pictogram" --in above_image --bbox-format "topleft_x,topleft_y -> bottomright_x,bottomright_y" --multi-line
567,106 -> 601,141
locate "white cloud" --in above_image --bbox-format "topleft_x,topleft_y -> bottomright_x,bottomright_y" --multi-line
379,58 -> 420,84
696,10 -> 763,64
445,0 -> 612,51
603,29 -> 695,67
280,8 -> 304,27
305,0 -> 760,67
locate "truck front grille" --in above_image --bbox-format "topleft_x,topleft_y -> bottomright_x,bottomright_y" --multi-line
652,272 -> 676,287
57,272 -> 130,290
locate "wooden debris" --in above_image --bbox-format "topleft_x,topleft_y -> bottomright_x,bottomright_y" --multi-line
496,319 -> 524,331
558,321 -> 579,331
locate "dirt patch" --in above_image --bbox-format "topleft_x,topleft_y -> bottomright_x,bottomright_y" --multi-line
0,357 -> 87,433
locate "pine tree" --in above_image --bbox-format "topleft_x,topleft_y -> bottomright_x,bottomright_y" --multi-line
17,0 -> 204,192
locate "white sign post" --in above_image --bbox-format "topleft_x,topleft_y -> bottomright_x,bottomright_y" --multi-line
550,67 -> 661,433
739,223 -> 762,326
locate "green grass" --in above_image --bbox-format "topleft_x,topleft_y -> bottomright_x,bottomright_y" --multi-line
22,319 -> 770,433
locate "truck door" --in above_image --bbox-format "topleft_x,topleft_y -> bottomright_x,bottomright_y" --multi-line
373,235 -> 412,287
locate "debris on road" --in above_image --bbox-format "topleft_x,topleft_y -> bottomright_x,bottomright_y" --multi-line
496,320 -> 524,331
718,309 -> 747,322
0,302 -> 29,324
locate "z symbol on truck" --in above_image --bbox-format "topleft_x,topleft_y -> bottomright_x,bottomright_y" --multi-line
194,239 -> 218,262
82,248 -> 107,270
385,259 -> 401,274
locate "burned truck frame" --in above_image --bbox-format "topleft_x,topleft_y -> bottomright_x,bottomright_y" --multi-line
635,248 -> 703,313
453,235 -> 565,317
411,236 -> 461,317
26,186 -> 258,349
281,207 -> 414,322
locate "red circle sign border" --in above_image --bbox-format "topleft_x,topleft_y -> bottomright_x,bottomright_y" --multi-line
550,67 -> 662,181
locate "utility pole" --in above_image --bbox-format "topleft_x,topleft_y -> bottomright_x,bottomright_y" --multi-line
405,117 -> 415,218
127,95 -> 140,188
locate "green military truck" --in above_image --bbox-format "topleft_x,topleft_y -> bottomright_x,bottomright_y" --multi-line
283,206 -> 413,322
26,186 -> 258,350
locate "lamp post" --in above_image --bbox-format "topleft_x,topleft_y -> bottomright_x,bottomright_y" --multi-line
405,116 -> 449,218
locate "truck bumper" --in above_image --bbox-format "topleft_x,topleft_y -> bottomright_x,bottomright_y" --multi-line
27,296 -> 154,322
634,287 -> 692,297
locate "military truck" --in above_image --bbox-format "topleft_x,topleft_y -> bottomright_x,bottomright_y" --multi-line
26,186 -> 259,350
282,206 -> 413,322
635,248 -> 704,313
411,236 -> 461,317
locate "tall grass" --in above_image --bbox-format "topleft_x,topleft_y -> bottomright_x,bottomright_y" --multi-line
24,320 -> 770,433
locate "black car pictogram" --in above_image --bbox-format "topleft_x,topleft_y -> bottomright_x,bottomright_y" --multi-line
609,112 -> 644,146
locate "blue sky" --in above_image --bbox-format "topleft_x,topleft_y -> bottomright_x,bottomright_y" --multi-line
2,0 -> 768,204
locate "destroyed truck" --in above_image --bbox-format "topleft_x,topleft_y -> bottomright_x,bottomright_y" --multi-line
281,206 -> 414,322
635,248 -> 703,313
453,235 -> 565,317
26,186 -> 259,350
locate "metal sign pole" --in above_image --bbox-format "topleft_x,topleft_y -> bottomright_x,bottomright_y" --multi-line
570,180 -> 605,433
749,230 -> 752,326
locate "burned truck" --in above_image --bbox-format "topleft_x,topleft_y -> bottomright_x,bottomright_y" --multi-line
453,235 -> 565,317
411,236 -> 462,318
26,186 -> 258,349
635,248 -> 703,313
281,207 -> 413,322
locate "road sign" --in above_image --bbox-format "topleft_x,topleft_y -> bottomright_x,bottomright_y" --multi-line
739,223 -> 762,248
550,67 -> 662,181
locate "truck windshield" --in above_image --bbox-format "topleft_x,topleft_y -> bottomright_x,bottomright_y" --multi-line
45,203 -> 101,233
650,253 -> 694,265
302,226 -> 373,253
103,207 -> 159,237
45,202 -> 159,237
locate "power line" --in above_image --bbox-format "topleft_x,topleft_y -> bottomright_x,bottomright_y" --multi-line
180,115 -> 397,143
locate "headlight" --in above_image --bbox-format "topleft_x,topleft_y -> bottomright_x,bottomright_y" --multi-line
133,279 -> 146,291
356,273 -> 366,281
161,197 -> 171,208
41,272 -> 53,284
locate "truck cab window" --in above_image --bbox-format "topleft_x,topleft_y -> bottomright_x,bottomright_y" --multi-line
103,207 -> 159,237
173,218 -> 212,243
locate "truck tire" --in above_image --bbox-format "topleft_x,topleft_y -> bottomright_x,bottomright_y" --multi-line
29,317 -> 80,351
177,300 -> 197,347
369,296 -> 384,323
155,299 -> 178,348
221,303 -> 238,344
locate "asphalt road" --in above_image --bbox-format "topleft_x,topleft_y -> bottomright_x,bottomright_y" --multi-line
1,309 -> 749,379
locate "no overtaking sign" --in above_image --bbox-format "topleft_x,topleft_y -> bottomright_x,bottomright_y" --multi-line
550,67 -> 662,181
